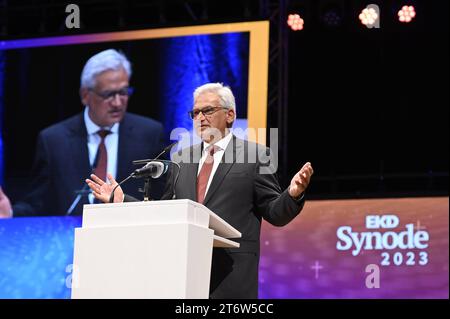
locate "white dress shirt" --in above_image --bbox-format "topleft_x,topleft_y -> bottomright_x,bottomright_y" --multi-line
84,106 -> 119,203
197,132 -> 233,197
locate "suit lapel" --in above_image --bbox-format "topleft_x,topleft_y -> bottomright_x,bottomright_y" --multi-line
68,113 -> 90,177
117,115 -> 134,181
203,135 -> 242,205
67,113 -> 91,211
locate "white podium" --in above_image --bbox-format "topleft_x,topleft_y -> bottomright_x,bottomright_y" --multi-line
71,199 -> 241,299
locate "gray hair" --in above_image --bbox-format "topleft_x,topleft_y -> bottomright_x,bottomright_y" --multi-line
80,49 -> 132,89
193,83 -> 237,119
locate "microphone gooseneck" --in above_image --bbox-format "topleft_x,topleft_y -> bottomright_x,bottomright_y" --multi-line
108,174 -> 133,203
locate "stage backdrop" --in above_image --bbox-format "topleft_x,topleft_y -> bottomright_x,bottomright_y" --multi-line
0,22 -> 269,199
0,196 -> 447,298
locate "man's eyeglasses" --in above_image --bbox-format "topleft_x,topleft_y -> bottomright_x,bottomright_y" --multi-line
188,106 -> 227,120
90,87 -> 134,101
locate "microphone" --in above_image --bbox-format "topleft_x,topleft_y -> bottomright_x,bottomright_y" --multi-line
132,161 -> 168,179
132,141 -> 178,166
155,141 -> 178,160
108,141 -> 178,203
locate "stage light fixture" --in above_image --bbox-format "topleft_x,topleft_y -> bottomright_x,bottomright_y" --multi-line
359,5 -> 380,28
398,5 -> 416,23
287,14 -> 305,31
322,9 -> 342,27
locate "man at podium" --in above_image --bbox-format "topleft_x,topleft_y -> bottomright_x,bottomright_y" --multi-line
86,82 -> 314,299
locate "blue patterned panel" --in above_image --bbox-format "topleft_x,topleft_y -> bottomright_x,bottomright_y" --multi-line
160,32 -> 249,135
0,216 -> 82,299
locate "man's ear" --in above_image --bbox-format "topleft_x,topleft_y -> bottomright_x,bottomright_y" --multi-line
227,108 -> 235,126
80,87 -> 89,106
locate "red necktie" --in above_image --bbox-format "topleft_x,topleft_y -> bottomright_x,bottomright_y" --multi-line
93,129 -> 111,182
197,145 -> 218,204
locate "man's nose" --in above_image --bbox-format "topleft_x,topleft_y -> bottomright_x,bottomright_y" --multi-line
110,93 -> 122,106
196,111 -> 207,121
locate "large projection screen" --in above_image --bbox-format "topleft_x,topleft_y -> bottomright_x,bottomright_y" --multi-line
0,21 -> 269,144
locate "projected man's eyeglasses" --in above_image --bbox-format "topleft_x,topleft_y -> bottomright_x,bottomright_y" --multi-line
90,87 -> 134,101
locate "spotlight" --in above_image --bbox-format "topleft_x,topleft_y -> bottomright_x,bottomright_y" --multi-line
287,14 -> 305,31
322,9 -> 342,27
359,4 -> 380,28
398,5 -> 416,23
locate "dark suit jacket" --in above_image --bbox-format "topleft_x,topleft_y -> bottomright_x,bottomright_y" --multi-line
126,135 -> 305,298
13,112 -> 165,216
